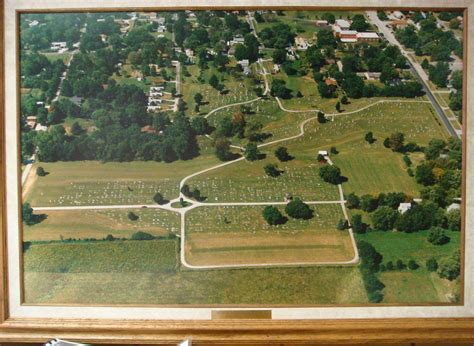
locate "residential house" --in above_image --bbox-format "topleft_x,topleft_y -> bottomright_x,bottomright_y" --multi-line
295,36 -> 310,50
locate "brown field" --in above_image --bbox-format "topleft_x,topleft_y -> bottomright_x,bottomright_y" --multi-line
185,231 -> 355,266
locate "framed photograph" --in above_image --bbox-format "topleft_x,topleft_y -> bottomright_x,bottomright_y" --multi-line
1,0 -> 473,343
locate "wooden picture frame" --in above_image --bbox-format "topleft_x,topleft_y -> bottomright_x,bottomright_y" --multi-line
1,0 -> 473,343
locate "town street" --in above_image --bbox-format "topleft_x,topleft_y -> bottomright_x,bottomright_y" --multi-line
366,11 -> 460,138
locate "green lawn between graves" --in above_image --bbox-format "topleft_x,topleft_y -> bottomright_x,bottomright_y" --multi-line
24,151 -> 220,207
356,230 -> 461,303
23,239 -> 368,305
192,100 -> 448,202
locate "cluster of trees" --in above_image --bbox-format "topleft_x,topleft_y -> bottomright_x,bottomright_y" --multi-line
21,53 -> 67,102
350,193 -> 459,235
448,70 -> 463,115
357,241 -> 385,303
314,38 -> 424,99
380,259 -> 419,272
262,198 -> 313,226
234,34 -> 260,63
31,83 -> 200,163
395,13 -> 462,60
319,164 -> 343,185
428,61 -> 451,87
350,14 -> 371,32
212,111 -> 271,161
270,79 -> 292,99
378,251 -> 460,283
259,23 -> 295,49
181,184 -> 205,202
20,13 -> 86,51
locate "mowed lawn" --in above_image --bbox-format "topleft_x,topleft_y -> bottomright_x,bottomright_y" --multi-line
23,208 -> 180,241
268,101 -> 448,197
188,153 -> 340,203
332,138 -> 422,196
24,155 -> 220,207
356,230 -> 461,303
185,204 -> 355,266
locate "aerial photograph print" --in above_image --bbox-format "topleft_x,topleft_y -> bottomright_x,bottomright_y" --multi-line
19,9 -> 464,306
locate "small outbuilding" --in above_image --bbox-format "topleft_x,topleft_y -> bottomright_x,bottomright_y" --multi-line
318,150 -> 329,156
398,202 -> 412,214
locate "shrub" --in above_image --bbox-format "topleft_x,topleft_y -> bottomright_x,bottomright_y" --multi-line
386,261 -> 394,271
426,258 -> 438,272
262,206 -> 286,225
131,231 -> 155,240
437,252 -> 461,281
36,166 -> 46,176
396,259 -> 405,270
127,212 -> 139,221
153,192 -> 165,205
427,227 -> 450,245
408,259 -> 419,270
264,163 -> 281,177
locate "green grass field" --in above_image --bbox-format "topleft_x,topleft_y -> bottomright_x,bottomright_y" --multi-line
332,137 -> 422,196
23,239 -> 367,304
185,204 -> 354,265
24,239 -> 179,273
23,208 -> 180,241
356,230 -> 461,303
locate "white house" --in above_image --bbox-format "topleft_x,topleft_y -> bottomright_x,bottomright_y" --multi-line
398,202 -> 412,214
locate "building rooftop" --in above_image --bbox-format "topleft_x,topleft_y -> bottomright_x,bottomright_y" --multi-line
335,19 -> 351,28
340,30 -> 358,36
357,32 -> 379,39
340,38 -> 358,43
